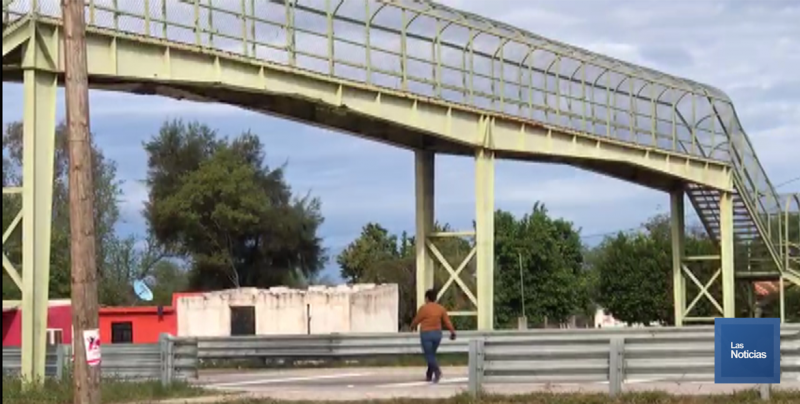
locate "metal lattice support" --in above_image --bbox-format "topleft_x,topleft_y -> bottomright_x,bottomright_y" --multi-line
671,190 -> 736,325
414,143 -> 495,330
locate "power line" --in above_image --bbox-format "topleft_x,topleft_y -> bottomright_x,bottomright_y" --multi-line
774,176 -> 800,189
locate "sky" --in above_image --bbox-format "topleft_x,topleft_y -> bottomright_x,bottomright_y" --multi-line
2,0 -> 799,283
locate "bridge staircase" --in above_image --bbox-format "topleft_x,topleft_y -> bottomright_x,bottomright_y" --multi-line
686,174 -> 800,289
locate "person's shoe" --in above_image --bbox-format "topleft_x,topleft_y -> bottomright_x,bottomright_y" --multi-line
433,370 -> 442,383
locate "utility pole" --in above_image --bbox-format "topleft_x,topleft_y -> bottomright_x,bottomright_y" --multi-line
62,0 -> 101,403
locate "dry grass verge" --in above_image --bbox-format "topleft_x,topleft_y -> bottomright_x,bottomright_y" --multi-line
1,375 -> 207,404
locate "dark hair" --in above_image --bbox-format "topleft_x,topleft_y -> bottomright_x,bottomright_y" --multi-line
424,289 -> 437,302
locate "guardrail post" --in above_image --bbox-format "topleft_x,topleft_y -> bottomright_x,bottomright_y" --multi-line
55,344 -> 65,380
159,333 -> 174,386
759,384 -> 770,401
608,337 -> 624,397
468,338 -> 485,397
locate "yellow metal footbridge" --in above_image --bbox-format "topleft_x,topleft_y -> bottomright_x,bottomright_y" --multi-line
3,0 -> 798,382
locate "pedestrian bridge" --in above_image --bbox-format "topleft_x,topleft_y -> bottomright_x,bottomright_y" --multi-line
2,0 -> 797,340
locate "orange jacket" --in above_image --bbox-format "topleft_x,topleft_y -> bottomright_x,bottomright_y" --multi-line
410,302 -> 455,333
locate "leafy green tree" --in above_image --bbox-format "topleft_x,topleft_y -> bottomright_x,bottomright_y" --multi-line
338,222 -> 475,330
493,204 -> 588,329
143,120 -> 327,291
148,260 -> 190,306
594,230 -> 671,325
2,121 -> 122,300
591,213 -> 759,325
338,223 -> 405,283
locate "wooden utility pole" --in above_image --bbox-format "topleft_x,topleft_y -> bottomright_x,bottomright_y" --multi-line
62,0 -> 101,403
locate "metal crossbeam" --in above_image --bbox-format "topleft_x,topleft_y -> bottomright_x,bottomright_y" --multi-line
426,240 -> 477,308
681,264 -> 723,318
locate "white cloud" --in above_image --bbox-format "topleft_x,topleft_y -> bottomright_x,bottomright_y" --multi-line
118,178 -> 149,221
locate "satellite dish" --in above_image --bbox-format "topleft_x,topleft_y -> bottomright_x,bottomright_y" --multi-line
132,279 -> 153,302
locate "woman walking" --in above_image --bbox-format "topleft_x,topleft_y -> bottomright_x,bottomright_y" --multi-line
410,289 -> 457,383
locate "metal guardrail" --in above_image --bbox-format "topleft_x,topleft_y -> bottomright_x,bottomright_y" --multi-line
1,334 -> 193,385
2,345 -> 66,379
467,326 -> 800,399
3,325 -> 798,399
188,325 -> 753,359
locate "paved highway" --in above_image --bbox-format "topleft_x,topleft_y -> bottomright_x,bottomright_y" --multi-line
196,367 -> 800,401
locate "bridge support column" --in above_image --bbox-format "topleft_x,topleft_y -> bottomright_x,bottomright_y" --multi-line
20,67 -> 58,383
415,150 -> 435,309
671,190 -> 687,326
475,148 -> 495,330
720,191 -> 736,318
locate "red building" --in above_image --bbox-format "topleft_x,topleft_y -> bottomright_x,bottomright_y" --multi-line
2,300 -> 73,346
1,293 -> 197,346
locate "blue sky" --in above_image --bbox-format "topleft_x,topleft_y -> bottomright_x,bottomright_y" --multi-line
3,0 -> 799,283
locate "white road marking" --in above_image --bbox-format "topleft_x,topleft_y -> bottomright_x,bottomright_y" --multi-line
598,378 -> 665,384
205,373 -> 368,388
377,377 -> 469,388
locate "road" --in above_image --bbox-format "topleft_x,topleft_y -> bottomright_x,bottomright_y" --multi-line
195,367 -> 800,401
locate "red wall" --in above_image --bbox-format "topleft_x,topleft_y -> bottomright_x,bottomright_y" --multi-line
2,293 -> 197,347
98,307 -> 177,344
2,305 -> 73,346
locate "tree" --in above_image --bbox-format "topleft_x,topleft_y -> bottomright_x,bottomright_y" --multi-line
593,231 -> 672,325
143,119 -> 327,291
591,213 -> 753,326
337,222 -> 475,329
2,121 -> 122,300
148,260 -> 190,306
99,234 -> 171,306
493,203 -> 588,329
338,223 -> 404,283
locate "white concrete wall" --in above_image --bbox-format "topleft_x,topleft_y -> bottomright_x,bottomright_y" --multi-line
349,284 -> 399,333
176,284 -> 398,337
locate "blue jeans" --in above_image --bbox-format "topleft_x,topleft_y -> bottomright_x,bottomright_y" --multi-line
420,330 -> 442,380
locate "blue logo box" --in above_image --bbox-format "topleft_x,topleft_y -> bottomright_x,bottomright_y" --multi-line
714,317 -> 781,384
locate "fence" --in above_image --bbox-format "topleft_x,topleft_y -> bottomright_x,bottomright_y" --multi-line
1,334 -> 197,385
467,326 -> 800,399
3,325 -> 799,398
189,325 -> 748,359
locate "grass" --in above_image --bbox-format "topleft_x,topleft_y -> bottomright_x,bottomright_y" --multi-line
1,375 -> 208,404
224,390 -> 800,404
3,376 -> 797,404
